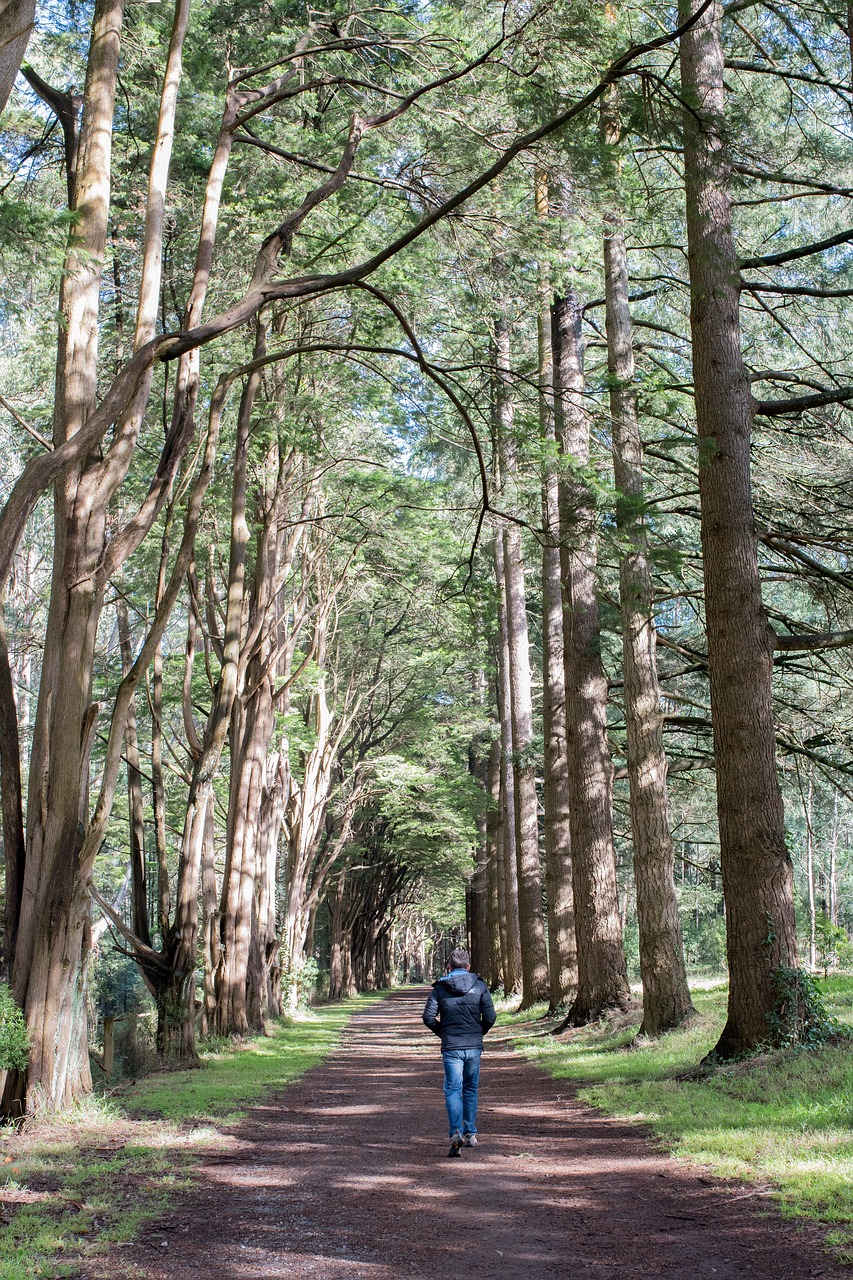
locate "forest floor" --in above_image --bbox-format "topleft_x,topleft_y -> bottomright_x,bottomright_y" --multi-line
72,988 -> 845,1280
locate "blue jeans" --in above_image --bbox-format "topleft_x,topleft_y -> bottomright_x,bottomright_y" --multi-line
442,1048 -> 482,1136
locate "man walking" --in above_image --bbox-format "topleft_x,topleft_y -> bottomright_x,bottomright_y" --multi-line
422,947 -> 496,1157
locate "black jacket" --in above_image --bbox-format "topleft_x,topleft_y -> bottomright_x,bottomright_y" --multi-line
422,971 -> 497,1050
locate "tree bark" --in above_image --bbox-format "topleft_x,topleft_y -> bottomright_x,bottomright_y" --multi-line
503,525 -> 550,1006
493,537 -> 523,996
490,730 -> 510,987
492,313 -> 545,1003
536,175 -> 577,1008
485,736 -> 504,990
680,0 -> 798,1057
7,0 -> 124,1114
216,679 -> 276,1035
282,672 -> 335,1007
0,0 -> 35,117
0,602 -> 25,979
804,768 -> 816,970
327,880 -> 345,1002
157,324 -> 262,1056
254,750 -> 287,1020
199,793 -> 219,1037
117,598 -> 152,953
553,291 -> 630,1028
468,739 -> 492,982
601,98 -> 694,1036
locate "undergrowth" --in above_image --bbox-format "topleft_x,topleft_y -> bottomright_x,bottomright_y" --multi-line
510,975 -> 853,1263
0,994 -> 382,1280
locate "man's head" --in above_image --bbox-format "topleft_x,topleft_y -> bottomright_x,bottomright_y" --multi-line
449,947 -> 470,971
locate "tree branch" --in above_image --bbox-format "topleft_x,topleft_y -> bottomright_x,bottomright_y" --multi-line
725,58 -> 852,95
743,282 -> 853,298
0,3 -> 713,589
754,386 -> 853,415
773,629 -> 853,652
740,227 -> 853,269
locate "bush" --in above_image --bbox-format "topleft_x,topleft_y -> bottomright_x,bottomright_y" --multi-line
281,956 -> 321,1011
815,917 -> 853,977
768,966 -> 840,1048
0,983 -> 29,1071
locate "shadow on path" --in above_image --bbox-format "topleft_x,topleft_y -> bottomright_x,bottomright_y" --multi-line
105,990 -> 843,1280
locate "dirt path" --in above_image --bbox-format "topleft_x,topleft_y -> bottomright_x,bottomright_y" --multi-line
102,991 -> 844,1280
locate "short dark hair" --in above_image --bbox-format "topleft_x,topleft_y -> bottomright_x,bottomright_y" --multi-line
449,947 -> 470,969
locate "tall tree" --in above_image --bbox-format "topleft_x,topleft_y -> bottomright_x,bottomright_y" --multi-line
494,315 -> 549,1007
600,95 -> 694,1036
536,172 -> 577,1009
553,289 -> 630,1027
7,0 -> 125,1112
493,534 -> 524,997
679,0 -> 798,1056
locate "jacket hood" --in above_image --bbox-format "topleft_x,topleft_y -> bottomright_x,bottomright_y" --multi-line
439,971 -> 479,995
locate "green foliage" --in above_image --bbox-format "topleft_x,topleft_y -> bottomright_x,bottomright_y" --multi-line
0,984 -> 28,1072
6,0 -> 853,1136
767,966 -> 841,1050
281,956 -> 321,1012
815,919 -> 853,978
89,946 -> 147,1020
682,913 -> 727,974
0,200 -> 73,262
369,752 -> 480,877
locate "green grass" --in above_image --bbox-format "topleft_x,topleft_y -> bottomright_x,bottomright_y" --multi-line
123,998 -> 374,1123
510,976 -> 853,1262
0,995 -> 382,1279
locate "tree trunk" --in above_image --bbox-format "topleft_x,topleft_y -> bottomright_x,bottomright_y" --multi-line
199,794 -> 219,1037
680,0 -> 797,1057
536,175 -> 576,1009
216,680 -> 276,1035
829,790 -> 839,926
342,927 -> 357,997
485,736 -> 504,990
503,525 -> 550,1006
468,743 -> 491,982
806,772 -> 816,970
0,604 -> 25,979
151,550 -> 171,944
553,291 -> 630,1028
601,98 -> 694,1036
117,598 -> 152,953
492,732 -> 511,988
0,0 -> 36,117
328,882 -> 344,1001
255,751 -> 287,1020
8,0 -> 124,1114
493,536 -> 523,996
158,327 -> 261,1056
493,314 -> 549,1006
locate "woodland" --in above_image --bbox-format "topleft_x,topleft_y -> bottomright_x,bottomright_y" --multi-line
0,0 -> 852,1123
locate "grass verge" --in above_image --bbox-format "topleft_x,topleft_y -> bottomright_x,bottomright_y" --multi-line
0,994 -> 383,1280
507,976 -> 853,1263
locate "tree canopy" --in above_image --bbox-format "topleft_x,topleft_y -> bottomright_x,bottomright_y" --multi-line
1,0 -> 853,1111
